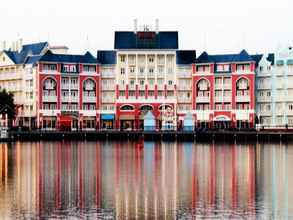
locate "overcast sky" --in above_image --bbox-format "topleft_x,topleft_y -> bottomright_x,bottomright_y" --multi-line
0,0 -> 292,56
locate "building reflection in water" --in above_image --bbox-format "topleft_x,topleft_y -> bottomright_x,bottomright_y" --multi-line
0,141 -> 292,219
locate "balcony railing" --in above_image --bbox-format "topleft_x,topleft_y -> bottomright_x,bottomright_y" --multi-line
196,96 -> 210,103
83,96 -> 96,103
42,96 -> 57,102
71,84 -> 79,90
236,95 -> 250,102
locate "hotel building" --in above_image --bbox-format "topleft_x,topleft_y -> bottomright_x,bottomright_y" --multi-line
255,46 -> 293,128
37,50 -> 99,130
193,50 -> 256,129
98,22 -> 195,130
0,40 -> 49,128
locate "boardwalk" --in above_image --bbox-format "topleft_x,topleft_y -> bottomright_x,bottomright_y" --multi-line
3,130 -> 293,142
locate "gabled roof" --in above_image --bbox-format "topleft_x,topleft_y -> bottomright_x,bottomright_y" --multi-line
176,50 -> 196,64
114,31 -> 178,49
2,42 -> 48,65
196,50 -> 253,64
251,53 -> 274,66
97,50 -> 117,64
39,50 -> 97,64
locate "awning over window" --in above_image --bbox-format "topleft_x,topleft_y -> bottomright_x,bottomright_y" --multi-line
101,114 -> 115,120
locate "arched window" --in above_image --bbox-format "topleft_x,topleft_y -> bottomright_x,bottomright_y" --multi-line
196,79 -> 209,91
140,105 -> 153,111
120,105 -> 134,111
236,78 -> 249,90
43,78 -> 57,97
43,78 -> 57,90
83,79 -> 96,97
159,104 -> 173,111
83,78 -> 96,91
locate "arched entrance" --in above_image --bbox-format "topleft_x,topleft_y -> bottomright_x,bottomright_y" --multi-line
213,115 -> 231,129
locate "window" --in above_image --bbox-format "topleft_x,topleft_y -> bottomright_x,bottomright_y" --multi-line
129,91 -> 135,97
130,80 -> 135,85
149,68 -> 154,73
167,91 -> 174,97
267,91 -> 271,96
139,67 -> 144,73
148,57 -> 154,63
120,55 -> 125,62
84,65 -> 96,72
130,67 -> 135,73
43,64 -> 57,71
168,80 -> 173,85
120,105 -> 134,111
149,91 -> 154,97
139,80 -> 144,85
149,79 -> 154,85
119,91 -> 125,97
139,91 -> 145,97
158,67 -> 164,74
215,104 -> 222,110
120,68 -> 125,75
289,104 -> 293,111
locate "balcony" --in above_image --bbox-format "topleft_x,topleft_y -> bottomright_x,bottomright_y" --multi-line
196,96 -> 210,103
128,84 -> 136,90
223,84 -> 231,89
177,85 -> 190,90
157,72 -> 165,78
42,96 -> 57,102
102,72 -> 115,78
61,84 -> 69,90
83,96 -> 96,103
128,72 -> 136,78
235,110 -> 250,120
71,84 -> 79,90
214,96 -> 222,102
102,85 -> 115,91
102,97 -> 115,103
236,95 -> 250,102
223,96 -> 232,102
178,71 -> 191,78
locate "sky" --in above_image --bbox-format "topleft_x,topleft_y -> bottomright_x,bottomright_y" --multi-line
0,0 -> 292,56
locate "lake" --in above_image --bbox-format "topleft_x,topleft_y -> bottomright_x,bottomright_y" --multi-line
0,141 -> 292,219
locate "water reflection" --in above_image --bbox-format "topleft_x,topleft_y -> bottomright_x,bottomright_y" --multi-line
0,141 -> 292,219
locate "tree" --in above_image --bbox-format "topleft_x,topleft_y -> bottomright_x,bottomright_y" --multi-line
0,89 -> 16,128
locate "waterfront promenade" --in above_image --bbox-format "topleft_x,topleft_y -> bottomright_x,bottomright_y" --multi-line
3,129 -> 293,142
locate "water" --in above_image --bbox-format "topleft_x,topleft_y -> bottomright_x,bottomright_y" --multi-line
0,141 -> 292,219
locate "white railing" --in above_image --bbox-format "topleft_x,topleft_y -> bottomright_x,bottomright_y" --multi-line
102,72 -> 115,78
223,84 -> 231,89
61,84 -> 69,90
71,84 -> 79,90
42,96 -> 57,102
83,96 -> 96,103
196,96 -> 210,103
102,97 -> 115,103
214,96 -> 222,102
102,85 -> 115,90
235,110 -> 250,120
236,95 -> 250,102
223,96 -> 232,102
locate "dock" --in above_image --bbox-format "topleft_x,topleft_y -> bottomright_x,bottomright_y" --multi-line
2,130 -> 293,142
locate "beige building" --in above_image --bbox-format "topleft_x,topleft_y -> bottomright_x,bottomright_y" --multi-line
0,40 -> 68,128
